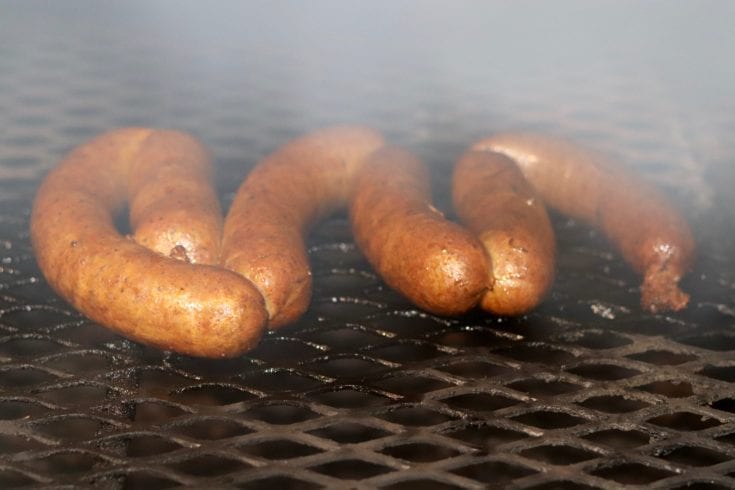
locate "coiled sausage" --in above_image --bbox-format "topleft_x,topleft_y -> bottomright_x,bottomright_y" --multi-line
472,133 -> 695,312
31,128 -> 267,358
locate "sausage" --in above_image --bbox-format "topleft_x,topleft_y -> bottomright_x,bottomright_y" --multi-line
128,130 -> 223,265
222,126 -> 386,328
452,150 -> 556,315
31,128 -> 267,358
349,146 -> 490,316
472,133 -> 695,312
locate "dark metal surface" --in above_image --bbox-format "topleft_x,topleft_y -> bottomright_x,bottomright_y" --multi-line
2,1 -> 735,488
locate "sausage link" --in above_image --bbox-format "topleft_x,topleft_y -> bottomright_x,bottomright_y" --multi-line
222,126 -> 386,328
128,130 -> 223,264
453,150 -> 556,315
31,128 -> 267,358
472,133 -> 695,312
350,146 -> 490,316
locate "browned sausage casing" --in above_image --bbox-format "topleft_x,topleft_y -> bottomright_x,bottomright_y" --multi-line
128,130 -> 223,265
350,146 -> 490,316
453,150 -> 556,315
473,133 -> 695,312
31,128 -> 267,358
222,126 -> 386,327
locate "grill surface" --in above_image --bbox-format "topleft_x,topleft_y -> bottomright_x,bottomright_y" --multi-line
2,2 -> 735,488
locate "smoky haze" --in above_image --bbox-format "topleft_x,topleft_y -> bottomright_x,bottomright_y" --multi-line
2,0 -> 733,212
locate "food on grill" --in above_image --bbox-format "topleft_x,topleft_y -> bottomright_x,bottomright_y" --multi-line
30,126 -> 695,358
128,129 -> 223,265
349,146 -> 489,315
30,128 -> 268,358
472,133 -> 695,312
452,150 -> 556,315
222,126 -> 385,327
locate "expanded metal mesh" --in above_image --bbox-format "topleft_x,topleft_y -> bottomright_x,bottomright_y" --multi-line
2,3 -> 735,489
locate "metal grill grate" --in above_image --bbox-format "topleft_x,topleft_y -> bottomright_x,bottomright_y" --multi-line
2,2 -> 735,488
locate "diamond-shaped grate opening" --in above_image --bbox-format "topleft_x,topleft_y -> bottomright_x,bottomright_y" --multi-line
237,439 -> 323,460
121,434 -> 185,458
626,350 -> 698,365
520,444 -> 599,465
566,363 -> 642,381
564,330 -> 633,350
589,462 -> 676,485
31,415 -> 110,441
117,472 -> 182,490
435,360 -> 515,378
581,428 -> 651,450
167,454 -> 251,477
244,403 -> 321,425
442,422 -> 534,450
711,398 -> 735,414
440,392 -> 521,413
511,409 -> 590,430
2,3 -> 735,488
577,395 -> 651,413
237,369 -> 325,393
716,432 -> 735,447
378,406 -> 457,427
170,384 -> 259,406
698,366 -> 735,383
647,412 -> 723,431
307,386 -> 391,409
450,460 -> 538,485
379,442 -> 461,462
168,417 -> 253,440
508,378 -> 585,397
130,400 -> 189,425
372,373 -> 452,398
24,450 -> 108,475
307,422 -> 392,444
637,379 -> 694,398
310,459 -> 394,480
656,445 -> 731,467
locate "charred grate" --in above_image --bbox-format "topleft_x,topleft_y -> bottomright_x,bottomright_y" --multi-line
2,2 -> 735,489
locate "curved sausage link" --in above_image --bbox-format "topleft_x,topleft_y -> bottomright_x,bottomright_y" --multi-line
472,133 -> 695,312
128,130 -> 223,265
222,126 -> 386,328
453,150 -> 556,315
349,146 -> 490,316
31,128 -> 267,358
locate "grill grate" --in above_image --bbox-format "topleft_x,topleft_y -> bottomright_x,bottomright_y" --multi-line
2,2 -> 735,488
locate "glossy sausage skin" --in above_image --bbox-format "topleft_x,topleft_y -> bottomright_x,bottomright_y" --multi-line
453,150 -> 556,315
350,146 -> 490,316
128,130 -> 223,265
222,126 -> 386,327
473,133 -> 695,312
31,128 -> 267,358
